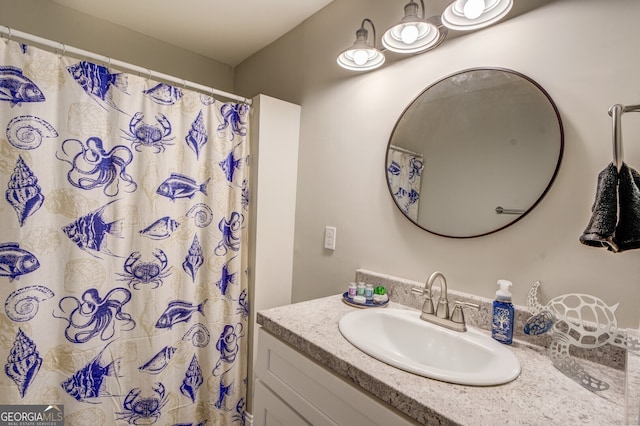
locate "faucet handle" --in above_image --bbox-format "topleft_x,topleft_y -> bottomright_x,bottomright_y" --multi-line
450,301 -> 480,329
413,287 -> 435,315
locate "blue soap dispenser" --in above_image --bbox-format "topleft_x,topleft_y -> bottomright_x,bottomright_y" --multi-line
492,279 -> 514,345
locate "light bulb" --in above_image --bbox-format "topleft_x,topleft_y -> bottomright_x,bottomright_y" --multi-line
400,25 -> 419,45
463,0 -> 486,19
353,49 -> 368,66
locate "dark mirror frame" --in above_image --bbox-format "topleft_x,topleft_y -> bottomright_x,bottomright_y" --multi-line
385,67 -> 564,238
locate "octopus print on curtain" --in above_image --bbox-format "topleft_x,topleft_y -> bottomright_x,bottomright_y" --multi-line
0,39 -> 250,425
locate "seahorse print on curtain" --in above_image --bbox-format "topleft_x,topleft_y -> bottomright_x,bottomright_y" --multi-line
0,39 -> 250,425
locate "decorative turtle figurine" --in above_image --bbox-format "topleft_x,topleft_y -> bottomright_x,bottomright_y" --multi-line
524,281 -> 639,392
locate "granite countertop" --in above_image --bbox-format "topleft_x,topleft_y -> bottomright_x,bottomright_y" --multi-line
257,294 -> 628,426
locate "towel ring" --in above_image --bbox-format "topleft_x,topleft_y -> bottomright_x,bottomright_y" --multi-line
608,103 -> 640,171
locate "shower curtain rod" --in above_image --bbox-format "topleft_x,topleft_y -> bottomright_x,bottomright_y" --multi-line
0,25 -> 252,105
389,144 -> 422,157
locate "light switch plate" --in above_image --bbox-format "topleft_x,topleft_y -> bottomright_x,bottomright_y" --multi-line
324,226 -> 336,250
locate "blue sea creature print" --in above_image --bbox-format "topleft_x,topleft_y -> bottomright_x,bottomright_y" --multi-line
116,382 -> 167,425
4,285 -> 54,322
186,203 -> 213,228
393,187 -> 420,215
214,376 -> 233,411
182,323 -> 210,348
138,346 -> 177,375
214,212 -> 244,256
155,299 -> 207,329
200,93 -> 215,106
54,287 -> 135,344
217,103 -> 248,140
185,110 -> 208,159
118,249 -> 171,289
67,61 -> 128,111
6,155 -> 45,226
213,323 -> 244,377
241,179 -> 249,211
218,149 -> 245,183
143,83 -> 183,105
6,115 -> 58,150
408,157 -> 423,181
5,328 -> 42,398
121,112 -> 175,153
233,398 -> 247,425
0,242 -> 40,281
216,260 -> 236,296
60,342 -> 120,402
0,66 -> 45,106
237,289 -> 249,320
156,173 -> 210,202
182,235 -> 203,283
139,216 -> 180,240
180,354 -> 203,403
57,137 -> 136,197
61,199 -> 124,258
387,160 -> 402,177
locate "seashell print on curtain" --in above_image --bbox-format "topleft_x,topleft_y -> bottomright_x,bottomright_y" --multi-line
0,39 -> 250,425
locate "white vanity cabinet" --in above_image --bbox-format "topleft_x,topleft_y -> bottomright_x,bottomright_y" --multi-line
253,328 -> 418,426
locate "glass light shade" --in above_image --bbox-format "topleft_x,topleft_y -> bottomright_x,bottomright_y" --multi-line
463,0 -> 485,19
382,1 -> 441,54
337,26 -> 385,71
441,0 -> 513,31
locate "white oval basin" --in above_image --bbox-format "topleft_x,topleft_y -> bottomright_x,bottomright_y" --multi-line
339,308 -> 521,386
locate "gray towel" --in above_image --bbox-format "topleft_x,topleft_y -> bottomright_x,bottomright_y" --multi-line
615,163 -> 640,252
580,163 -> 619,252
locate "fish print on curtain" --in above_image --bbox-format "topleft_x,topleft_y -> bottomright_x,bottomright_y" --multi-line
0,38 -> 250,425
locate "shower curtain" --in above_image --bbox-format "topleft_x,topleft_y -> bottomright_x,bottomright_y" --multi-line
0,38 -> 249,425
387,146 -> 424,221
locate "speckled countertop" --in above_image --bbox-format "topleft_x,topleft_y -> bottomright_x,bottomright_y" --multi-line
257,295 -> 630,425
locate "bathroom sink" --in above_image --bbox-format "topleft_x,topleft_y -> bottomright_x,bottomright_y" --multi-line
339,308 -> 521,386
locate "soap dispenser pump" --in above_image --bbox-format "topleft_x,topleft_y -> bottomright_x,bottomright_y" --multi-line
492,279 -> 514,345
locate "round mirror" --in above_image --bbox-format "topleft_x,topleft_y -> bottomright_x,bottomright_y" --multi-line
386,68 -> 563,238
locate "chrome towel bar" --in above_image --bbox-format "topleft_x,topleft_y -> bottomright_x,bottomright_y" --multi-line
609,103 -> 640,171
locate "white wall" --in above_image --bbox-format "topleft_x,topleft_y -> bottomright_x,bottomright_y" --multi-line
0,0 -> 234,91
236,0 -> 640,328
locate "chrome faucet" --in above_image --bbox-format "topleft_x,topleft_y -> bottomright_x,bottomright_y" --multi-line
413,271 -> 479,332
422,271 -> 449,320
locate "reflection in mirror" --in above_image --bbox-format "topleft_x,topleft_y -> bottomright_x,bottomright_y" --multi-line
386,68 -> 563,238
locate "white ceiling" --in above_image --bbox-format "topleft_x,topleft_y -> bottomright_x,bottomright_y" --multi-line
51,0 -> 334,67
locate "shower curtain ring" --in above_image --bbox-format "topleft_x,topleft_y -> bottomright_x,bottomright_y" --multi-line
59,43 -> 66,58
6,27 -> 11,43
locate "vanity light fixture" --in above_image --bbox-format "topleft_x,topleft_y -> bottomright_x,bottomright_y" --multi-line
337,18 -> 385,71
441,0 -> 513,31
382,0 -> 443,54
338,0 -> 513,71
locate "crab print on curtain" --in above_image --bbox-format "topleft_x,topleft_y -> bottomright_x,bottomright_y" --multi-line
0,39 -> 250,425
